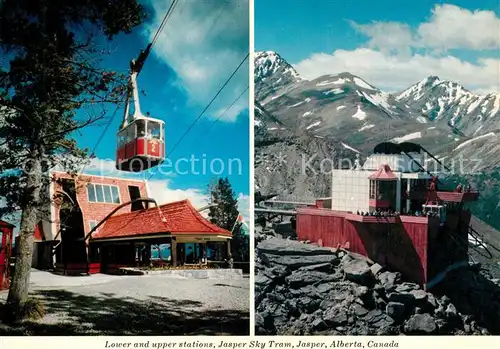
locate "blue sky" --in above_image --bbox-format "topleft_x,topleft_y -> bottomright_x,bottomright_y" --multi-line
256,0 -> 499,94
72,0 -> 250,218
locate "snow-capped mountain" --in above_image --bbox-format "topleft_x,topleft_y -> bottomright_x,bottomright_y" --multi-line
254,51 -> 303,101
255,56 -> 463,155
396,76 -> 500,136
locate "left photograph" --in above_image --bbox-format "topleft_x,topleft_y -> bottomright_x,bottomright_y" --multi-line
0,0 -> 250,336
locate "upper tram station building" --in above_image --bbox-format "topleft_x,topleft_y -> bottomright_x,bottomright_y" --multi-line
296,142 -> 479,289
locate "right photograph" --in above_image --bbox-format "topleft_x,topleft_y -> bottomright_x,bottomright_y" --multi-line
254,0 -> 500,336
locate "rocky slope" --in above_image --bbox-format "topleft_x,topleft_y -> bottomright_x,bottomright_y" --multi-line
255,233 -> 500,336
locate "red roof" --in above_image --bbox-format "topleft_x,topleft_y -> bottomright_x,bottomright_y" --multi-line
91,199 -> 231,240
368,164 -> 398,181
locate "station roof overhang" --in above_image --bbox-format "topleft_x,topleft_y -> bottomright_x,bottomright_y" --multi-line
90,199 -> 232,242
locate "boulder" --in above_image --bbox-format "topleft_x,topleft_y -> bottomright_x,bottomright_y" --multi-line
363,309 -> 395,328
311,318 -> 327,331
324,308 -> 348,326
404,313 -> 437,334
343,260 -> 373,285
299,262 -> 334,273
286,271 -> 332,288
386,302 -> 406,322
352,303 -> 369,317
266,254 -> 338,269
377,271 -> 401,291
257,238 -> 337,256
387,291 -> 415,304
370,263 -> 384,277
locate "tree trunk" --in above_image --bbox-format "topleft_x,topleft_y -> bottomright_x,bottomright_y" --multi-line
6,155 -> 42,312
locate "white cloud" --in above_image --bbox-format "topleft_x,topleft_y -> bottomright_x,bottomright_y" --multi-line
146,180 -> 249,223
417,4 -> 500,51
143,0 -> 249,122
350,4 -> 500,52
349,21 -> 414,56
146,179 -> 209,209
295,4 -> 500,94
237,192 -> 250,223
294,48 -> 499,94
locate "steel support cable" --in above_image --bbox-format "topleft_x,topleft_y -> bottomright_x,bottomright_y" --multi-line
144,52 -> 249,182
194,85 -> 249,145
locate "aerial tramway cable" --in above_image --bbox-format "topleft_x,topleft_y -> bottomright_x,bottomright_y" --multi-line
144,52 -> 250,182
195,85 -> 249,143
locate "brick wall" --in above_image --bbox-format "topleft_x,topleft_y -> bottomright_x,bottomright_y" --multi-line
52,172 -> 149,236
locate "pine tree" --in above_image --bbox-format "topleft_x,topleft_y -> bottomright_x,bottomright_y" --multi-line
208,177 -> 239,231
0,0 -> 145,319
207,178 -> 248,262
232,223 -> 249,262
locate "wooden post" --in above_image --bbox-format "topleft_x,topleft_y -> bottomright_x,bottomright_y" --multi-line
202,243 -> 207,264
226,240 -> 231,258
171,237 -> 177,267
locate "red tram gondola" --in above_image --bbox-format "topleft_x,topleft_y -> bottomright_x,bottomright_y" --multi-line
116,50 -> 165,172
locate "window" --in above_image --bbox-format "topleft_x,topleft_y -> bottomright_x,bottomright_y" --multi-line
95,184 -> 104,202
147,121 -> 161,140
126,126 -> 135,143
136,120 -> 146,138
369,180 -> 377,199
103,185 -> 112,203
117,129 -> 127,147
111,186 -> 120,203
87,183 -> 120,204
87,184 -> 97,202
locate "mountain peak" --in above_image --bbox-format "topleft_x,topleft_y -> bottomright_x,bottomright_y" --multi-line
254,50 -> 302,82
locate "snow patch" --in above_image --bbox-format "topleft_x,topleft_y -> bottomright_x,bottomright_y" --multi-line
392,132 -> 422,143
469,233 -> 487,249
271,93 -> 284,101
317,80 -> 335,86
353,77 -> 374,90
324,88 -> 343,95
454,132 -> 496,151
359,124 -> 375,131
306,121 -> 321,130
491,94 -> 500,118
289,101 -> 305,108
337,105 -> 346,110
303,111 -> 313,117
341,142 -> 361,153
352,106 -> 367,120
332,78 -> 348,84
361,91 -> 392,111
467,98 -> 482,114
